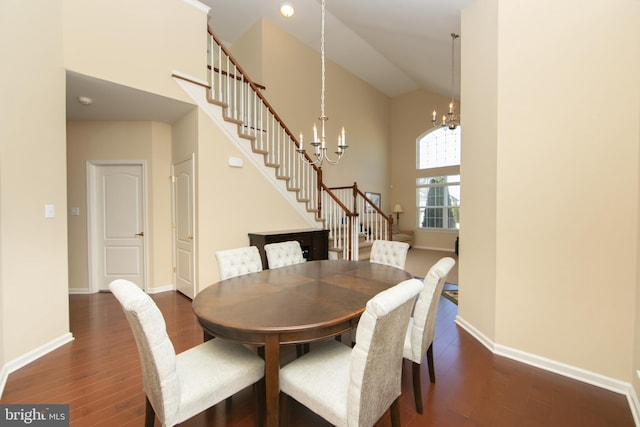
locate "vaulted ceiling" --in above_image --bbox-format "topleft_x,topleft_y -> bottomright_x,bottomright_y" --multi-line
67,0 -> 471,122
203,0 -> 472,98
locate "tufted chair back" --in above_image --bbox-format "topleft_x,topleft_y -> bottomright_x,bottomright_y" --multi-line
109,279 -> 180,424
264,240 -> 305,269
215,246 -> 263,280
349,278 -> 423,426
402,256 -> 455,414
278,278 -> 423,427
110,279 -> 266,426
369,240 -> 410,269
405,257 -> 456,362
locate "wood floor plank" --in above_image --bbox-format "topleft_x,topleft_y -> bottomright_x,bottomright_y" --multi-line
1,287 -> 635,426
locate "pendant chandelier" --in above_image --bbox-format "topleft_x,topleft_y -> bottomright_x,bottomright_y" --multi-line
432,33 -> 460,130
297,0 -> 347,167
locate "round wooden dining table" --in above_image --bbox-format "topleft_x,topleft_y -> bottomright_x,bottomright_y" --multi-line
192,259 -> 412,427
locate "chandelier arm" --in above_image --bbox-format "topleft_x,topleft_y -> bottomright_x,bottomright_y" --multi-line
320,149 -> 344,165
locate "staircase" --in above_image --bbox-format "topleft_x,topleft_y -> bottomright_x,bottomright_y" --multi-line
176,27 -> 397,260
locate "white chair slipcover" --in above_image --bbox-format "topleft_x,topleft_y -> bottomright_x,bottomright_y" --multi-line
109,279 -> 265,427
279,278 -> 424,427
264,240 -> 305,269
402,257 -> 455,414
369,240 -> 410,269
215,246 -> 263,279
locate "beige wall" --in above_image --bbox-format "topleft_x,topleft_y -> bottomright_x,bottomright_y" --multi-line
635,93 -> 640,405
63,0 -> 208,103
459,0 -> 499,346
460,0 -> 640,385
225,21 -> 264,86
67,121 -> 175,291
0,0 -> 69,362
4,0 -> 640,409
194,109 -> 311,290
233,20 -> 392,209
390,89 -> 459,250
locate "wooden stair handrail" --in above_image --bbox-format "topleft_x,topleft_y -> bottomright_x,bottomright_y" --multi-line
328,182 -> 394,241
207,65 -> 266,91
208,28 -> 319,172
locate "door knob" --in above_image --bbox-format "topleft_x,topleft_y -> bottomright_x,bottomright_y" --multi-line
136,231 -> 144,237
188,234 -> 193,240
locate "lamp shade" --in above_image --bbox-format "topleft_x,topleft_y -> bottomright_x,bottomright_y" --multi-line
392,204 -> 404,213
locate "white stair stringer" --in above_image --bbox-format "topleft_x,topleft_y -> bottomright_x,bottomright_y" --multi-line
175,77 -> 320,227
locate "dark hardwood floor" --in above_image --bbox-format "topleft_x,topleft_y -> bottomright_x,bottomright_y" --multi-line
1,291 -> 634,426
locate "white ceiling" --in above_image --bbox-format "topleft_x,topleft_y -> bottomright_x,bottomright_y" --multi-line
203,0 -> 472,98
67,0 -> 470,122
66,71 -> 195,123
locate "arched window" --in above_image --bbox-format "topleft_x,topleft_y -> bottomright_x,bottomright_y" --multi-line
417,126 -> 460,169
416,127 -> 461,230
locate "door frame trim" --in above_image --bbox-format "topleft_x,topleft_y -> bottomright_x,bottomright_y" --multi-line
171,153 -> 197,297
86,160 -> 148,293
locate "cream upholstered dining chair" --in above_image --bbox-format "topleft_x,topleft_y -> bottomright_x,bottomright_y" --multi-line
403,256 -> 456,414
215,246 -> 263,279
279,278 -> 424,427
263,240 -> 309,355
109,279 -> 265,427
369,240 -> 410,269
264,240 -> 305,269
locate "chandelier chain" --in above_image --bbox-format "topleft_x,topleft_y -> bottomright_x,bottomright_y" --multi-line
297,0 -> 347,167
320,0 -> 326,120
450,32 -> 456,103
432,32 -> 460,130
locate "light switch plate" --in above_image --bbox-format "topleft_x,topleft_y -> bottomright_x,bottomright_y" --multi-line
70,207 -> 80,216
45,204 -> 55,219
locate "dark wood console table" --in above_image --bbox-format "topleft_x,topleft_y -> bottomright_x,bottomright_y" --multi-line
248,228 -> 329,269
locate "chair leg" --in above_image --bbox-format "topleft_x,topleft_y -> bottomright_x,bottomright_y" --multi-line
426,342 -> 435,383
279,392 -> 289,427
389,397 -> 401,427
295,343 -> 310,357
255,379 -> 266,427
411,362 -> 423,414
145,397 -> 155,427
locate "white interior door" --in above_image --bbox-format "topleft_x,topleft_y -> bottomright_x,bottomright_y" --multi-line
88,162 -> 146,291
173,156 -> 196,298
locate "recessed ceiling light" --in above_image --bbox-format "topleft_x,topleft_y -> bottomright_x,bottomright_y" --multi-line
280,3 -> 294,18
77,96 -> 93,105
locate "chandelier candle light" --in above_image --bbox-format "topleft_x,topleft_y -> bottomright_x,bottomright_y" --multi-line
432,33 -> 460,130
297,0 -> 347,166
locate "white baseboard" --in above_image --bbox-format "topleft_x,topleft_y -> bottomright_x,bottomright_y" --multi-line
455,315 -> 640,425
0,332 -> 74,398
147,284 -> 175,294
68,287 -> 92,294
628,385 -> 640,426
70,284 -> 175,295
412,245 -> 456,253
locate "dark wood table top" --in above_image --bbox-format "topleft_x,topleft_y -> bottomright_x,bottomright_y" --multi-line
193,259 -> 413,344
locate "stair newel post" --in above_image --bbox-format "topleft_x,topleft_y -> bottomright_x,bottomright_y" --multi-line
352,182 -> 359,213
316,167 -> 323,221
